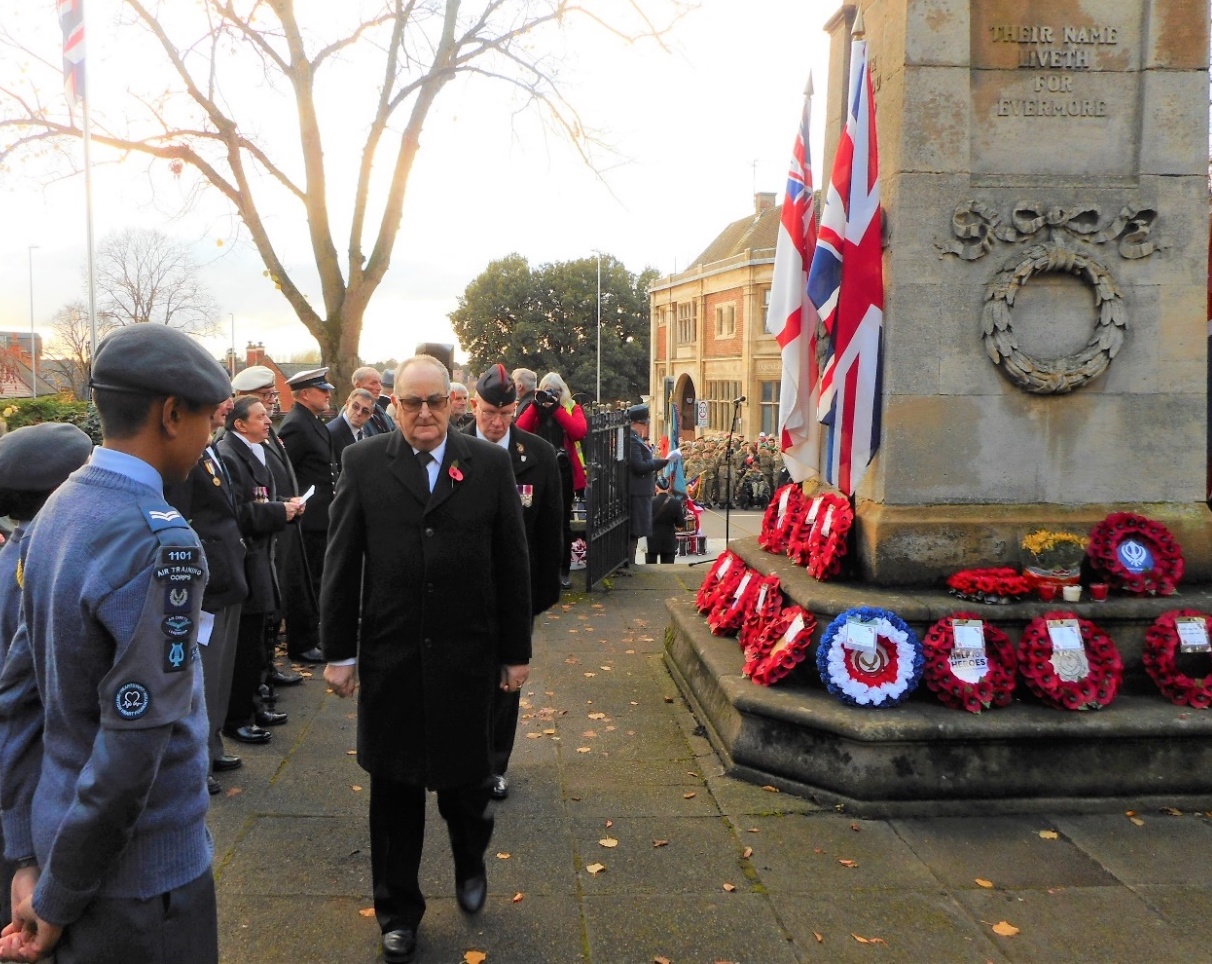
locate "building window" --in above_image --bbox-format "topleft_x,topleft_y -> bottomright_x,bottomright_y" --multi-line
676,301 -> 697,344
714,303 -> 736,338
760,380 -> 780,436
760,288 -> 771,329
705,379 -> 742,433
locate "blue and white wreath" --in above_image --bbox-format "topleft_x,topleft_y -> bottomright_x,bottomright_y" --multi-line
816,606 -> 924,707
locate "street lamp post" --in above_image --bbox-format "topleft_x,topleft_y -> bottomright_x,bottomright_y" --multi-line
230,313 -> 236,375
594,251 -> 602,402
28,245 -> 39,399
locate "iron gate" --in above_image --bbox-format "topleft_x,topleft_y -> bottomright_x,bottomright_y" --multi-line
582,406 -> 629,590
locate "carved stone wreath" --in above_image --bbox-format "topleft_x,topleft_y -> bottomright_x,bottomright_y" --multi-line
982,243 -> 1126,394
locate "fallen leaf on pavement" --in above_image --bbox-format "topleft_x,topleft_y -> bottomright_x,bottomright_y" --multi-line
813,931 -> 824,943
852,934 -> 886,945
351,785 -> 363,792
654,957 -> 671,964
653,839 -> 669,848
358,907 -> 375,918
742,847 -> 753,859
1038,830 -> 1059,839
586,863 -> 606,876
576,747 -> 592,754
747,827 -> 760,833
1129,816 -> 1145,827
683,792 -> 697,799
599,838 -> 619,848
605,819 -> 613,828
543,728 -> 556,735
992,921 -> 1020,937
496,852 -> 511,860
463,952 -> 487,964
838,859 -> 858,868
526,732 -> 543,739
1163,807 -> 1182,816
975,878 -> 994,889
582,730 -> 598,738
664,696 -> 674,703
565,657 -> 579,665
762,785 -> 780,793
588,712 -> 607,720
583,672 -> 596,677
511,893 -> 524,903
225,786 -> 243,797
850,822 -> 861,832
346,749 -> 357,756
722,882 -> 736,892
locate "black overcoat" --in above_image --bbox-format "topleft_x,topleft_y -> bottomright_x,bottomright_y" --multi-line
627,430 -> 670,538
278,404 -> 336,533
320,428 -> 532,788
217,434 -> 290,615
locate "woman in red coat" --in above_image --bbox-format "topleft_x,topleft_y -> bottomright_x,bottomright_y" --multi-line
515,371 -> 587,586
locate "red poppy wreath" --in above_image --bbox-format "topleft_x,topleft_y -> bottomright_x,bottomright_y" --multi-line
744,605 -> 817,687
738,574 -> 784,657
759,483 -> 805,554
695,550 -> 745,614
946,568 -> 1032,606
707,566 -> 762,637
1143,610 -> 1212,709
921,612 -> 1017,713
1086,512 -> 1184,596
1017,611 -> 1123,710
786,492 -> 852,580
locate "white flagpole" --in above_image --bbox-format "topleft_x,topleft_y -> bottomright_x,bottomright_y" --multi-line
82,94 -> 98,361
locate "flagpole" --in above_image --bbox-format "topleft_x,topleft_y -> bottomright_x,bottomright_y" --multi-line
82,89 -> 98,361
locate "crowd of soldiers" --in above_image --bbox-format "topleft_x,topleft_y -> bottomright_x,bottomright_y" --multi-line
682,433 -> 786,510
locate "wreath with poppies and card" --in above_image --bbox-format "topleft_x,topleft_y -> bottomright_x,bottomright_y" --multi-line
738,574 -> 784,657
1086,512 -> 1184,596
695,550 -> 745,613
816,607 -> 924,707
759,483 -> 805,554
744,604 -> 817,687
786,492 -> 852,581
1017,612 -> 1123,710
921,612 -> 1018,713
707,566 -> 762,636
946,567 -> 1032,605
1142,610 -> 1212,709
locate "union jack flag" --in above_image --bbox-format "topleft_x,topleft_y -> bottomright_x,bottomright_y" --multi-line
765,76 -> 821,483
808,28 -> 884,497
58,0 -> 85,104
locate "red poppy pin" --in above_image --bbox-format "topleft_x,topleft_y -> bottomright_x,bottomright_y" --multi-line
448,460 -> 463,483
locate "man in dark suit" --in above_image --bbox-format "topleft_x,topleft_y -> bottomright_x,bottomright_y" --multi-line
164,396 -> 249,791
353,366 -> 395,436
322,354 -> 532,964
327,387 -> 376,470
231,365 -> 305,685
464,364 -> 562,801
277,368 -> 336,663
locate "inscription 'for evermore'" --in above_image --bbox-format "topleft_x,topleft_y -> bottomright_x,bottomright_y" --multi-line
997,98 -> 1107,118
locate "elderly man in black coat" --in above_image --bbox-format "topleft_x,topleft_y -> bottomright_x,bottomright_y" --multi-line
321,354 -> 532,964
463,363 -> 563,801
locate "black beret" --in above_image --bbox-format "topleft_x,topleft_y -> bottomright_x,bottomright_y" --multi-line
90,325 -> 232,405
476,364 -> 516,407
627,404 -> 650,422
0,422 -> 92,491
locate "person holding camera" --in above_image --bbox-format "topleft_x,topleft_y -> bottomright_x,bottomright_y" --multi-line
515,372 -> 586,588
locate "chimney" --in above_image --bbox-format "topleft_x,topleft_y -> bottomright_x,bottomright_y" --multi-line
755,192 -> 777,215
246,341 -> 266,367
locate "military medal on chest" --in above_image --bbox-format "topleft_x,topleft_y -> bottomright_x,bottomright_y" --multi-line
517,484 -> 533,507
205,459 -> 221,486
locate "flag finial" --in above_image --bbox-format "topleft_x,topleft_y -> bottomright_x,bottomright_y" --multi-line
804,71 -> 814,99
852,6 -> 866,38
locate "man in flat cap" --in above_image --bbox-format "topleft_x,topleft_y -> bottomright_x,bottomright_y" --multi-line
0,324 -> 230,963
465,363 -> 563,801
321,354 -> 532,963
277,368 -> 336,663
626,404 -> 678,568
0,422 -> 93,926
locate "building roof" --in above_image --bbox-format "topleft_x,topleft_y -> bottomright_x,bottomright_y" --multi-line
688,202 -> 782,268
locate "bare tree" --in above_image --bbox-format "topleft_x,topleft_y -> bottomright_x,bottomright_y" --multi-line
96,228 -> 219,335
0,1 -> 680,387
45,299 -> 119,397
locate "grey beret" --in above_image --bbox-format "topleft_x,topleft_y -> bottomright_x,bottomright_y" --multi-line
231,365 -> 277,392
381,369 -> 395,389
286,368 -> 335,392
0,422 -> 92,491
627,403 -> 650,422
475,364 -> 516,407
90,324 -> 232,405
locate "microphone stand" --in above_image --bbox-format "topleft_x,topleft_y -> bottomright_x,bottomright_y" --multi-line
723,397 -> 743,547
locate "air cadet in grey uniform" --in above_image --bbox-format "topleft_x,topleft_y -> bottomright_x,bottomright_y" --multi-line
0,324 -> 231,964
0,422 -> 93,929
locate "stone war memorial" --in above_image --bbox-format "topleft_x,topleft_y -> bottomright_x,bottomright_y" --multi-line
665,0 -> 1212,814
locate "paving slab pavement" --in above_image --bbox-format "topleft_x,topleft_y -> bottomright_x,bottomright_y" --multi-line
211,565 -> 1212,963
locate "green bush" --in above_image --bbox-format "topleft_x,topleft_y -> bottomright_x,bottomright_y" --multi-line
1,395 -> 103,445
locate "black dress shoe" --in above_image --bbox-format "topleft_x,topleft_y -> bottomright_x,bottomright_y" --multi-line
381,928 -> 417,963
292,647 -> 326,664
212,754 -> 242,772
489,774 -> 509,800
456,873 -> 487,914
222,724 -> 271,744
266,666 -> 304,686
560,575 -> 572,589
255,709 -> 288,727
207,776 -> 221,796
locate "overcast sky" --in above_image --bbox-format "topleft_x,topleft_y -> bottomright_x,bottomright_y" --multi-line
0,1 -> 836,367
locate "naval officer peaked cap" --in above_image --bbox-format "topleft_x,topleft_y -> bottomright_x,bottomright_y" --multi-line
286,368 -> 335,392
89,324 -> 232,405
0,422 -> 93,491
231,365 -> 277,392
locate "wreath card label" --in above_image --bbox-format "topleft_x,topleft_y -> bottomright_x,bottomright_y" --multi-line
843,620 -> 878,655
949,620 -> 988,684
777,487 -> 793,527
1176,617 -> 1211,653
1047,618 -> 1088,682
806,495 -> 823,526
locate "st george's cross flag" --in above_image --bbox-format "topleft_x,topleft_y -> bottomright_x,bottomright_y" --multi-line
58,0 -> 86,104
809,22 -> 884,497
765,76 -> 822,483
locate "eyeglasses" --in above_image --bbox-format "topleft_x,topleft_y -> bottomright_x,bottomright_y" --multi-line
397,394 -> 450,413
253,389 -> 279,400
350,404 -> 374,416
479,407 -> 516,424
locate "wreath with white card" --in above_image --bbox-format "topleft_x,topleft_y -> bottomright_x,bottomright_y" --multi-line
921,612 -> 1018,713
786,492 -> 852,580
744,604 -> 817,687
738,574 -> 785,657
1018,611 -> 1123,710
707,566 -> 761,636
759,483 -> 805,554
1142,610 -> 1212,708
816,606 -> 924,707
695,550 -> 744,614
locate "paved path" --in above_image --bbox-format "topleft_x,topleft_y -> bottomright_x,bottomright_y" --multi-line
211,567 -> 1212,963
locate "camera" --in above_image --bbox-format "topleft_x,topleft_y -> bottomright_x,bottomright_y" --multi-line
535,389 -> 557,406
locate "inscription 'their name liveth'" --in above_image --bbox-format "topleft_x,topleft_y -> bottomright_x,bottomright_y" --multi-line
989,24 -> 1119,119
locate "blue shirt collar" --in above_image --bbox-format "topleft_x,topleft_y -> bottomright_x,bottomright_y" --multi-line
90,446 -> 165,497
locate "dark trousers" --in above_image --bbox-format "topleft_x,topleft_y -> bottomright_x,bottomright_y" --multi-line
369,775 -> 493,932
52,868 -> 217,964
225,612 -> 271,730
278,528 -> 322,657
490,687 -> 521,775
200,604 -> 242,761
